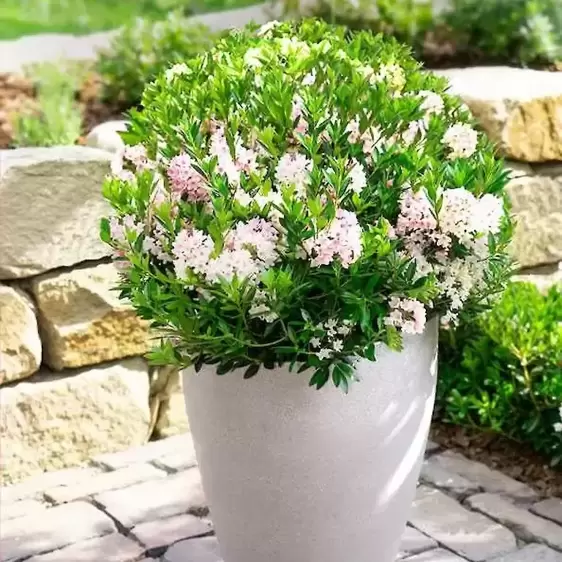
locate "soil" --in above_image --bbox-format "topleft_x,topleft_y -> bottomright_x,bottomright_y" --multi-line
430,422 -> 562,498
0,71 -> 127,149
0,73 -> 36,148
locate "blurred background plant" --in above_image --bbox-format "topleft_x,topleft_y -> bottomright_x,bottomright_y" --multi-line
437,282 -> 562,465
12,62 -> 86,147
96,13 -> 219,107
0,0 -> 256,39
282,0 -> 562,67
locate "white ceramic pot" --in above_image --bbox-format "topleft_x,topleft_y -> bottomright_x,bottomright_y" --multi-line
183,319 -> 438,562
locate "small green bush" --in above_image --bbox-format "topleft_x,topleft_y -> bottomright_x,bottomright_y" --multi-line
13,62 -> 84,147
442,0 -> 562,66
438,282 -> 562,465
96,12 -> 219,107
284,0 -> 562,66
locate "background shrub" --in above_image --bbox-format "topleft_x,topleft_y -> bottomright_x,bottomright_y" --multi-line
13,62 -> 85,147
437,282 -> 562,465
282,0 -> 562,67
97,12 -> 219,107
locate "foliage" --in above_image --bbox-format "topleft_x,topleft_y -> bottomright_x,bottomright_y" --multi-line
281,0 -> 562,66
438,282 -> 562,465
0,0 -> 257,40
101,19 -> 512,390
13,62 -> 84,148
96,12 -> 219,107
441,0 -> 562,66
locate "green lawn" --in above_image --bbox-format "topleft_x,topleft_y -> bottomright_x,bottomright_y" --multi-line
0,0 -> 257,40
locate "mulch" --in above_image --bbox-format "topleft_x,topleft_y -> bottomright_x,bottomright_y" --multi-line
430,421 -> 562,499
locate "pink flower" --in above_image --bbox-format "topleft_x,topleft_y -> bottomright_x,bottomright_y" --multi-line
167,154 -> 209,202
384,297 -> 426,334
291,95 -> 308,136
275,152 -> 312,197
304,209 -> 363,268
172,228 -> 214,279
123,144 -> 155,172
227,218 -> 280,269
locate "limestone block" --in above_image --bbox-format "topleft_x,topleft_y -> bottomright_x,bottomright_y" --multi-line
437,67 -> 562,162
30,262 -> 152,370
0,147 -> 113,280
0,358 -> 150,485
0,284 -> 41,384
506,165 -> 562,268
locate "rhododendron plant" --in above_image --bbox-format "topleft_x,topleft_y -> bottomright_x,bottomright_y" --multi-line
101,19 -> 513,390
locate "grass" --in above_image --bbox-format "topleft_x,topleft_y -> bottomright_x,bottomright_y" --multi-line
0,0 -> 257,40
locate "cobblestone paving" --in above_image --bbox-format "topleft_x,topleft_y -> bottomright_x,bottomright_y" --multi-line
1,434 -> 561,562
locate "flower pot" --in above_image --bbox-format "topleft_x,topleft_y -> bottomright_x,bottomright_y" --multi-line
182,319 -> 438,562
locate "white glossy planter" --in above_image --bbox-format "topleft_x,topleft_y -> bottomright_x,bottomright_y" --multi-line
183,319 -> 438,562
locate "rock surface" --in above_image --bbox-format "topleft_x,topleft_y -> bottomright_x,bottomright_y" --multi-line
506,163 -> 562,268
0,147 -> 113,279
86,120 -> 128,153
30,262 -> 152,370
514,263 -> 562,292
438,67 -> 562,162
0,284 -> 41,384
0,358 -> 150,485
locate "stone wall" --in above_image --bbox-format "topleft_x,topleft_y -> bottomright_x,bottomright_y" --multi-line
0,147 -> 188,486
1,66 -> 561,485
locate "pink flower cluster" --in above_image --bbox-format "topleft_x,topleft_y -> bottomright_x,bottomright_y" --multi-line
172,218 -> 281,284
167,154 -> 209,202
346,119 -> 387,155
143,222 -> 172,262
394,186 -> 504,324
208,125 -> 259,186
275,152 -> 313,197
291,94 -> 309,136
384,297 -> 427,335
304,209 -> 363,268
123,145 -> 155,172
109,214 -> 143,244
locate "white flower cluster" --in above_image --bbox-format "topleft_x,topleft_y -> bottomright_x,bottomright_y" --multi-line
395,186 -> 504,325
172,218 -> 281,284
249,289 -> 278,323
384,297 -> 427,335
309,319 -> 354,360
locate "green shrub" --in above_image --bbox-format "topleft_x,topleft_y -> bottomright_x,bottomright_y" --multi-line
13,62 -> 84,147
96,12 -> 219,107
438,282 -> 562,465
441,0 -> 562,66
101,19 -> 512,389
283,0 -> 562,66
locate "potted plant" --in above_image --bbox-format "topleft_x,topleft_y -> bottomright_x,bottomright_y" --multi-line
101,19 -> 512,562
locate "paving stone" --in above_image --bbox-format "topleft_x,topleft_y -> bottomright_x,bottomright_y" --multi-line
95,434 -> 191,470
403,549 -> 468,561
467,493 -> 562,550
131,513 -> 212,550
24,533 -> 144,562
0,498 -> 47,521
155,442 -> 197,473
1,501 -> 115,561
531,498 -> 562,525
45,463 -> 166,504
95,468 -> 205,528
410,486 -> 517,561
430,451 -> 538,501
1,466 -> 103,504
487,543 -> 562,562
420,457 -> 479,496
398,526 -> 438,558
163,536 -> 222,562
